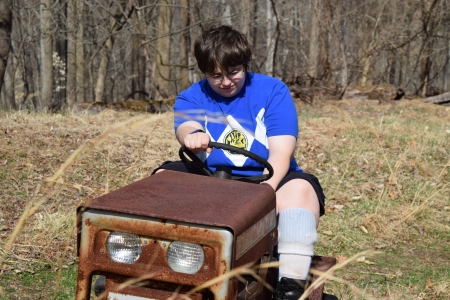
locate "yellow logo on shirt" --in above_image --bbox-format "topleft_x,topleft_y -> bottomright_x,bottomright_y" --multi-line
224,129 -> 248,154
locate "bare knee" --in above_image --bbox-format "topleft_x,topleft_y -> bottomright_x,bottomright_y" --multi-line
276,179 -> 320,225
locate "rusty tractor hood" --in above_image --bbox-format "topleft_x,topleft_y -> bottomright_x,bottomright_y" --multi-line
78,170 -> 276,240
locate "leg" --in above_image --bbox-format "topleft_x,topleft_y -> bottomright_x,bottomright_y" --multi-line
276,178 -> 320,225
276,176 -> 323,299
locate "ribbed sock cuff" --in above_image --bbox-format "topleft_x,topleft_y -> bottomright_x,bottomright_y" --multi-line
277,208 -> 317,256
277,208 -> 318,280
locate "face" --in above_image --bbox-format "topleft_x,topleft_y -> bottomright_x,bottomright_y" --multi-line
205,65 -> 246,98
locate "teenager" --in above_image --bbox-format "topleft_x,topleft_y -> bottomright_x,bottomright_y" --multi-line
154,25 -> 334,300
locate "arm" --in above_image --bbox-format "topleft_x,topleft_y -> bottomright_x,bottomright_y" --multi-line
262,135 -> 296,190
175,121 -> 212,153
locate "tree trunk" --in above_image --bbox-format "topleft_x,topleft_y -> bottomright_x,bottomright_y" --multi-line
75,0 -> 85,103
179,0 -> 190,91
66,0 -> 77,107
94,38 -> 112,103
0,0 -> 13,109
131,2 -> 146,100
360,53 -> 372,87
308,0 -> 319,85
0,0 -> 12,94
94,5 -> 122,103
2,53 -> 15,109
264,0 -> 275,76
251,0 -> 258,67
241,0 -> 252,37
134,4 -> 155,99
40,0 -> 53,109
220,0 -> 232,25
155,0 -> 171,99
445,37 -> 450,91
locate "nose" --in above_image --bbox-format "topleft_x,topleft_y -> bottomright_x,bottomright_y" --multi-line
221,75 -> 232,85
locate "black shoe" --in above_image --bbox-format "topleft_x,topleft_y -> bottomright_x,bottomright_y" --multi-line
276,277 -> 339,300
323,294 -> 338,300
276,277 -> 306,299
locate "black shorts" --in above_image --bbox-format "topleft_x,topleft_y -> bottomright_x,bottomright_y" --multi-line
152,161 -> 326,216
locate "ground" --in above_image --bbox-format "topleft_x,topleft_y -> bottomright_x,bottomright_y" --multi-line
0,98 -> 449,299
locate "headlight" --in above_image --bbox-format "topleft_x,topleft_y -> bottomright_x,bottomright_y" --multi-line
106,231 -> 142,264
166,241 -> 204,274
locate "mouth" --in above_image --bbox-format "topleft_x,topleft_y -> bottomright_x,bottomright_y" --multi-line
221,85 -> 234,90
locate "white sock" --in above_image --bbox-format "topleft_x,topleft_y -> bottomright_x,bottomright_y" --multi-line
277,208 -> 318,280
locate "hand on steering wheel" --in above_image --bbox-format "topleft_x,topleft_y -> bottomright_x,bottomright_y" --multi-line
179,142 -> 273,183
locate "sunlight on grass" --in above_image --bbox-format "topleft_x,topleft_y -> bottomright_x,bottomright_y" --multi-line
0,100 -> 449,299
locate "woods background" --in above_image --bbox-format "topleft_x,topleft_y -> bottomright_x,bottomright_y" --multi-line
1,0 -> 450,111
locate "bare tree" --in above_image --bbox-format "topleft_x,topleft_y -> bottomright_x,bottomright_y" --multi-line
131,1 -> 146,100
0,0 -> 12,109
40,0 -> 53,109
155,0 -> 171,99
93,0 -> 131,103
417,0 -> 444,96
75,0 -> 85,103
0,0 -> 12,98
66,0 -> 77,107
263,0 -> 276,75
3,0 -> 450,111
307,0 -> 320,84
179,0 -> 190,91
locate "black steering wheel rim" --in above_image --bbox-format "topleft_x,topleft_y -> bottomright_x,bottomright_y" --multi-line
179,141 -> 273,183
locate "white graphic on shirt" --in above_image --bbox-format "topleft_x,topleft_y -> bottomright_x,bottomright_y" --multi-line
254,108 -> 268,148
200,109 -> 268,167
215,116 -> 253,166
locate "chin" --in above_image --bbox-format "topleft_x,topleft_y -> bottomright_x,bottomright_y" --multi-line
220,89 -> 237,97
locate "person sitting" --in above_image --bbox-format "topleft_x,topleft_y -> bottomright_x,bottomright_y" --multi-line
153,25 -> 336,300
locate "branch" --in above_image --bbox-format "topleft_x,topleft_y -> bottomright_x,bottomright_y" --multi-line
422,91 -> 450,105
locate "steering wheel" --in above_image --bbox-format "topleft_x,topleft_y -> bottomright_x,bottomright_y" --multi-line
179,141 -> 273,183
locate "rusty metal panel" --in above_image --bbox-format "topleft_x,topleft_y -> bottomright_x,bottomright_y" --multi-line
307,256 -> 337,300
77,170 -> 276,267
104,278 -> 204,300
78,171 -> 276,239
234,229 -> 277,268
76,209 -> 234,300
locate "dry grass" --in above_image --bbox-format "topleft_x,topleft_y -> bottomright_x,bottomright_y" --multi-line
0,98 -> 449,299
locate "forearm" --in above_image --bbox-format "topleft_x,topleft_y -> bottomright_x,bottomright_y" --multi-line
175,121 -> 204,145
262,135 -> 297,190
176,121 -> 211,153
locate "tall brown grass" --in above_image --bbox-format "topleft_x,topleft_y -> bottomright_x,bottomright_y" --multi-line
0,99 -> 449,299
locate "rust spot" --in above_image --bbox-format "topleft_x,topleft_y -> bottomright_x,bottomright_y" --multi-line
78,171 -> 275,239
76,170 -> 276,299
77,210 -> 231,299
221,260 -> 227,274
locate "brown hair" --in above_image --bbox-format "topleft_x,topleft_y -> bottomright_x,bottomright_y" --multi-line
194,25 -> 252,74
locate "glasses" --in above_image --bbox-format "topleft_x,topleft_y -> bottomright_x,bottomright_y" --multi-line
206,69 -> 245,83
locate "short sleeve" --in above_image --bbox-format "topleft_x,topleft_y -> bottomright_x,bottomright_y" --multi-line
264,82 -> 298,138
173,88 -> 206,132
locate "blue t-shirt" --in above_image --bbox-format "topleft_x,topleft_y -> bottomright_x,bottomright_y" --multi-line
174,73 -> 304,176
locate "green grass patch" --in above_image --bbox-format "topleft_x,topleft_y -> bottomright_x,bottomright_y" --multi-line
0,264 -> 78,299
